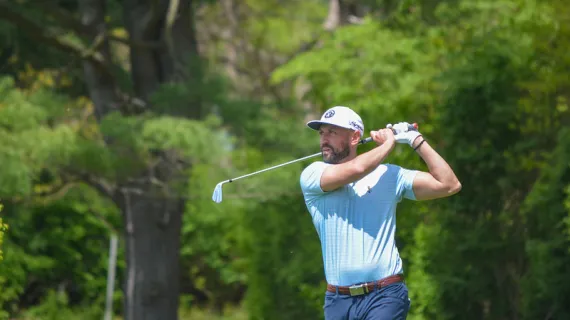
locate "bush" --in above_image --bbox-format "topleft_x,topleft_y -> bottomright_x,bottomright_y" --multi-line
0,203 -> 8,320
0,203 -> 5,260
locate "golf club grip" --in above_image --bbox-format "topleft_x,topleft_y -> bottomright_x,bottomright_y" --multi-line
359,123 -> 419,145
359,137 -> 373,144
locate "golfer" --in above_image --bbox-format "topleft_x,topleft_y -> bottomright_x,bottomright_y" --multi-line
300,106 -> 461,319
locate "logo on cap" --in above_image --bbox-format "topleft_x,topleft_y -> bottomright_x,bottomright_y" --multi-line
349,121 -> 363,133
324,110 -> 335,118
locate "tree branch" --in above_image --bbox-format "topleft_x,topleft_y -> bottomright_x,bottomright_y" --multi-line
33,182 -> 82,205
0,3 -> 106,66
107,34 -> 163,49
165,0 -> 181,57
0,1 -> 162,65
37,0 -> 164,49
80,174 -> 117,201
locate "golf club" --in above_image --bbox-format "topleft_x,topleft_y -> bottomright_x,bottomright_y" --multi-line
212,122 -> 418,203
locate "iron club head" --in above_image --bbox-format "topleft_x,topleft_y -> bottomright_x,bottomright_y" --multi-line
212,181 -> 226,203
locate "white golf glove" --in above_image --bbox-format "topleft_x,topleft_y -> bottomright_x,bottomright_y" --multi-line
387,122 -> 422,147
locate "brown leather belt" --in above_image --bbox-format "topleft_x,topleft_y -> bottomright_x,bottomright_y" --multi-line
326,274 -> 404,296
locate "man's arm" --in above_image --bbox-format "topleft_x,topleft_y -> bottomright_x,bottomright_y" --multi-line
320,129 -> 395,192
411,137 -> 462,200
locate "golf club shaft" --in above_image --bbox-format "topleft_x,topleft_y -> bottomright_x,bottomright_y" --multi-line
226,152 -> 321,183
225,136 -> 375,183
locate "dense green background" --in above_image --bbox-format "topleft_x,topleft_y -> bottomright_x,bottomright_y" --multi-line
1,0 -> 569,319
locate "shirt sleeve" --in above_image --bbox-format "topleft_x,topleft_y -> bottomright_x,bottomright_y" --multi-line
299,161 -> 329,199
395,165 -> 419,201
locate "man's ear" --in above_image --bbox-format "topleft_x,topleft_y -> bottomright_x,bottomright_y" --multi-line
351,131 -> 362,146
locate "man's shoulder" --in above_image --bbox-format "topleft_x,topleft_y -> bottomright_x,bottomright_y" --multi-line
374,163 -> 400,174
381,163 -> 399,170
372,164 -> 415,183
299,161 -> 330,193
301,161 -> 329,176
379,163 -> 411,175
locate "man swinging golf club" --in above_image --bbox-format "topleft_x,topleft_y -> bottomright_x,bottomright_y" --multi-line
300,106 -> 461,320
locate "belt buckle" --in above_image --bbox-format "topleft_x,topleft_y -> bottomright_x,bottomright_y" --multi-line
348,284 -> 366,296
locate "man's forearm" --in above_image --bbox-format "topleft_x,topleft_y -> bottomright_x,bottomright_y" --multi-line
321,129 -> 396,191
320,139 -> 395,192
352,140 -> 395,176
413,137 -> 460,190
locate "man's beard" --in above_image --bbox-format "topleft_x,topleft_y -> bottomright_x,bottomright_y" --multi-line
322,142 -> 350,164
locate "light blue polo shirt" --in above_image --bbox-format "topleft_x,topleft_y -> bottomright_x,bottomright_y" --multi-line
299,161 -> 418,286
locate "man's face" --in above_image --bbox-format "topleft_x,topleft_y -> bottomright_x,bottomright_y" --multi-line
319,124 -> 355,164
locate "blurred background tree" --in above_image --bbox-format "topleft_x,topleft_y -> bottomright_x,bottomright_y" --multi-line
0,0 -> 569,319
0,204 -> 5,261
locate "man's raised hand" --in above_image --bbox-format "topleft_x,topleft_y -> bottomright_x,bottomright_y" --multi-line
370,128 -> 396,147
389,122 -> 422,147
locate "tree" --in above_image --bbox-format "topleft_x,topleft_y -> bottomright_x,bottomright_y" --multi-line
0,0 -> 220,318
0,204 -> 5,262
0,203 -> 7,320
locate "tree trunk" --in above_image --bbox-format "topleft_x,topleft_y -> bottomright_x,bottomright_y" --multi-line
117,148 -> 188,320
324,0 -> 350,30
221,0 -> 240,83
160,0 -> 200,83
124,0 -> 202,118
78,0 -> 122,121
118,185 -> 184,320
123,0 -> 165,100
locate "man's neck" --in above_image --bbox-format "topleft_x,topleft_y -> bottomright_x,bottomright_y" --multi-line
338,151 -> 358,164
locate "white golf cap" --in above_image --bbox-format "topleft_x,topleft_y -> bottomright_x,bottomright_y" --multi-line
306,106 -> 364,136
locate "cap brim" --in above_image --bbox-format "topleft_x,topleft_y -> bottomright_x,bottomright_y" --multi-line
306,120 -> 326,131
307,120 -> 356,132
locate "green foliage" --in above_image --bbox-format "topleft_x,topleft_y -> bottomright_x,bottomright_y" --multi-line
268,1 -> 569,319
0,223 -> 4,260
519,129 -> 570,320
0,187 -> 122,316
1,0 -> 570,319
0,77 -> 77,197
178,302 -> 249,320
0,204 -> 7,320
0,203 -> 5,260
243,0 -> 327,52
0,71 -> 230,186
18,290 -> 104,320
179,162 -> 250,308
98,111 -> 227,181
0,73 -> 233,318
271,18 -> 436,127
406,1 -> 567,319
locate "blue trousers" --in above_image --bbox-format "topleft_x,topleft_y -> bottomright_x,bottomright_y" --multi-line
323,282 -> 411,320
